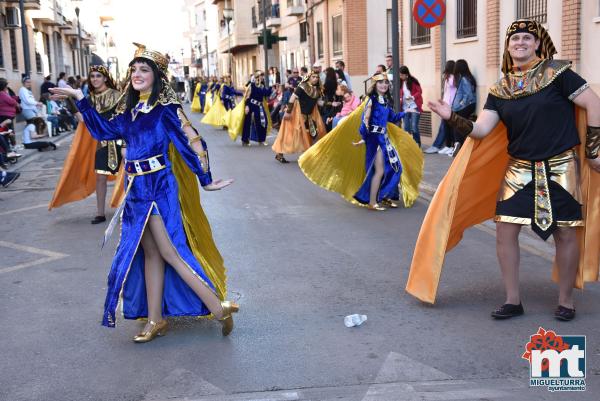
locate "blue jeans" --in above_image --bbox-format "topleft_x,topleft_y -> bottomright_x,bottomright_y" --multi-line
432,120 -> 448,148
403,112 -> 421,146
332,115 -> 346,129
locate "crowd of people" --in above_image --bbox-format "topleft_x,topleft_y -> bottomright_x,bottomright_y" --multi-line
0,72 -> 85,188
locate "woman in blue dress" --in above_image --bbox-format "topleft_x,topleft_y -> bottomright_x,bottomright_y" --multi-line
220,75 -> 242,111
352,73 -> 406,210
241,71 -> 272,146
51,43 -> 238,343
199,78 -> 208,111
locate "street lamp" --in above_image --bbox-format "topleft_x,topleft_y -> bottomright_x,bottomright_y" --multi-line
204,28 -> 210,77
223,4 -> 234,75
75,7 -> 84,76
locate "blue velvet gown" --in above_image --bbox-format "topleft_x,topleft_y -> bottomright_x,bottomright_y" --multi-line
220,85 -> 242,111
354,95 -> 405,204
199,83 -> 208,111
241,83 -> 272,143
76,97 -> 218,328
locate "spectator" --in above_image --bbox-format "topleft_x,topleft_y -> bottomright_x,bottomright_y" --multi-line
22,117 -> 57,151
300,66 -> 308,79
335,60 -> 352,90
287,68 -> 301,88
313,62 -> 325,84
0,78 -> 20,134
398,65 -> 423,147
321,67 -> 343,131
375,64 -> 387,74
449,59 -> 477,155
385,54 -> 394,82
39,93 -> 61,136
0,119 -> 21,163
0,168 -> 20,188
272,0 -> 280,17
332,85 -> 360,128
269,84 -> 285,128
425,60 -> 457,154
40,75 -> 56,95
19,76 -> 42,120
57,72 -> 68,88
67,76 -> 79,89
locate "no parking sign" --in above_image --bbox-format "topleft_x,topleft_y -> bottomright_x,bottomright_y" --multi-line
412,0 -> 446,28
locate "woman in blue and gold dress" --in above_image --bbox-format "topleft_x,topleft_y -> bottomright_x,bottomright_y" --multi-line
299,72 -> 423,210
51,43 -> 239,342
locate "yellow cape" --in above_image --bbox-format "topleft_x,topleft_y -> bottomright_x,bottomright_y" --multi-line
271,102 -> 326,154
201,89 -> 227,127
203,87 -> 214,114
406,108 -> 600,304
48,122 -> 121,210
225,94 -> 272,142
298,101 -> 423,207
191,83 -> 202,113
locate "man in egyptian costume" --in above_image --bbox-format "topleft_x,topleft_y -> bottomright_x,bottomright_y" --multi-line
49,64 -> 124,224
407,20 -> 600,321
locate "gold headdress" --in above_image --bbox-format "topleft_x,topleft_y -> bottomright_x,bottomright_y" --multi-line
371,72 -> 389,84
501,20 -> 556,74
253,70 -> 264,79
132,42 -> 170,73
88,65 -> 117,90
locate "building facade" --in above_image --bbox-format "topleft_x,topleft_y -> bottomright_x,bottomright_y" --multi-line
0,0 -> 94,99
183,0 -> 219,78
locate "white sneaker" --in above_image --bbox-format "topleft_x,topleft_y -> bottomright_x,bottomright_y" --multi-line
438,146 -> 452,154
424,146 -> 440,154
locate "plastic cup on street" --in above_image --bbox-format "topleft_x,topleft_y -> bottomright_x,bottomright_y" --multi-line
344,314 -> 367,328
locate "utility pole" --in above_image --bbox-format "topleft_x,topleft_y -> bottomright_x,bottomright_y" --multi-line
262,0 -> 268,72
19,0 -> 31,74
75,7 -> 84,75
391,0 -> 400,111
205,33 -> 210,76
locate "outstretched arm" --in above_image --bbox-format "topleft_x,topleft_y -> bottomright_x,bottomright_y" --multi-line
428,99 -> 500,141
49,87 -> 123,141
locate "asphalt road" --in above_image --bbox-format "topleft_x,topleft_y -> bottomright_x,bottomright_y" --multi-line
1,104 -> 599,401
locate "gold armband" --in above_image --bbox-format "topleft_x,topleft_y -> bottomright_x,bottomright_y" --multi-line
585,126 -> 600,159
446,112 -> 474,142
189,135 -> 202,144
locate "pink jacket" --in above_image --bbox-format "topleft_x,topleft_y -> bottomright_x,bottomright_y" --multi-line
336,94 -> 360,117
0,90 -> 19,118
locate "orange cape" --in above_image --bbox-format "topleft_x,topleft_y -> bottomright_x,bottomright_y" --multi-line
271,102 -> 327,154
48,123 -> 122,210
406,108 -> 600,303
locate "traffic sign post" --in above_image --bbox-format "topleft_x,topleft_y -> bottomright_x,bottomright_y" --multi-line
412,0 -> 446,29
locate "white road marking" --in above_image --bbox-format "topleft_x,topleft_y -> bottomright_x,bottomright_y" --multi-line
0,203 -> 48,216
0,240 -> 69,274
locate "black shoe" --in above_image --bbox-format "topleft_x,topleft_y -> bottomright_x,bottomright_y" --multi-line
275,154 -> 289,164
491,302 -> 524,319
0,171 -> 20,188
91,215 -> 107,224
554,305 -> 576,321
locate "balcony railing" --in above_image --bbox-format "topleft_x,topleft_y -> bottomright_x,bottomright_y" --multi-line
286,0 -> 304,16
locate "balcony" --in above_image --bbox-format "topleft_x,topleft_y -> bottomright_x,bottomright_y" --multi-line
266,16 -> 281,27
285,0 -> 304,16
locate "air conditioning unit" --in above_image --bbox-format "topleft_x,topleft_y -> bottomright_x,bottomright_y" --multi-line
5,7 -> 21,28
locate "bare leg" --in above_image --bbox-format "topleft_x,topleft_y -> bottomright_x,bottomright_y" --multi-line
553,227 -> 578,309
369,148 -> 385,206
496,222 -> 522,304
140,226 -> 166,332
147,216 -> 224,319
96,174 -> 108,217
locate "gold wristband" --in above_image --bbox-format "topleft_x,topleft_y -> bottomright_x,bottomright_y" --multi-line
189,135 -> 202,144
585,126 -> 600,159
196,150 -> 208,158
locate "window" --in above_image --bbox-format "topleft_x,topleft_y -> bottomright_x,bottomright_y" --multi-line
9,30 -> 18,70
316,21 -> 324,58
457,0 -> 477,38
43,33 -> 52,73
410,0 -> 430,45
386,9 -> 393,53
516,0 -> 547,24
332,14 -> 343,56
299,21 -> 308,42
0,32 -> 4,68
